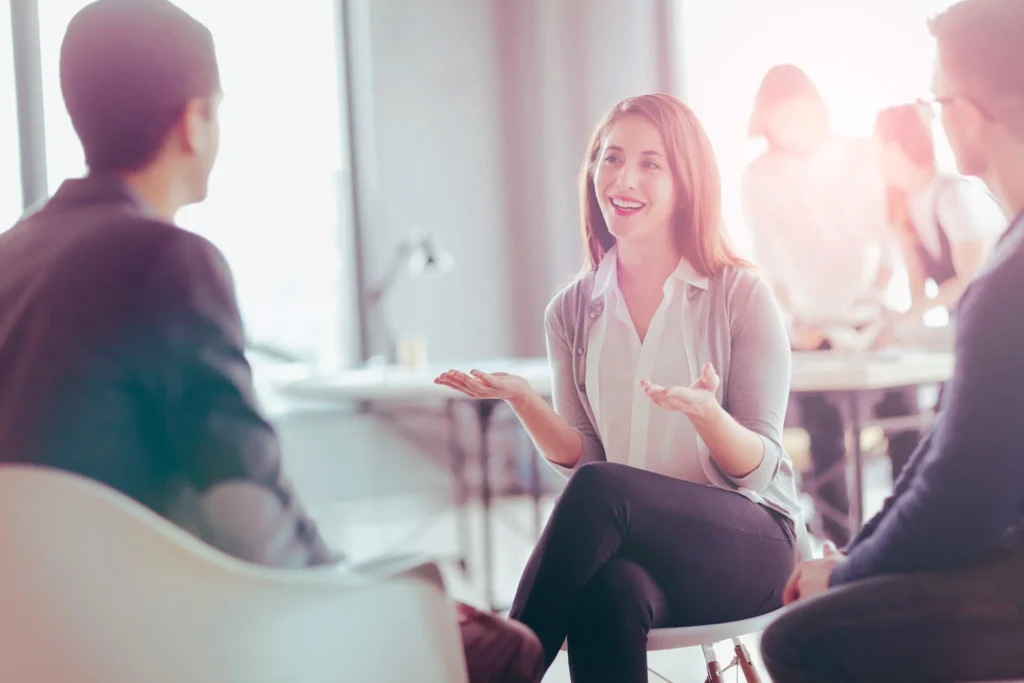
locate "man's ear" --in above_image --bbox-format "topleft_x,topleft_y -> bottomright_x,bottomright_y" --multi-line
177,96 -> 212,155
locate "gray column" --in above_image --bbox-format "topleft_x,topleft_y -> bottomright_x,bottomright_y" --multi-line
10,0 -> 48,209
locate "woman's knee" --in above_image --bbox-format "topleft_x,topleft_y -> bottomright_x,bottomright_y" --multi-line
562,461 -> 628,505
549,462 -> 631,529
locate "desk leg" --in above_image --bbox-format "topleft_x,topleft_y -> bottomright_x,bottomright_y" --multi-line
518,423 -> 543,540
448,399 -> 470,574
848,392 -> 865,531
476,399 -> 500,612
529,438 -> 542,540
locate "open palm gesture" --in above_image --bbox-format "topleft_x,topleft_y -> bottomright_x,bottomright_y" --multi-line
640,362 -> 721,420
434,369 -> 532,404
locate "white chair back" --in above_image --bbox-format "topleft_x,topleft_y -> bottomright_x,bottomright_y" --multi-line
0,464 -> 468,683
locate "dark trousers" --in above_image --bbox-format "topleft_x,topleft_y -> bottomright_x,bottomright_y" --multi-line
761,548 -> 1024,683
507,462 -> 796,683
800,390 -> 921,547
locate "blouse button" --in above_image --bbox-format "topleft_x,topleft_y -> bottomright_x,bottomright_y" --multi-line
577,347 -> 585,355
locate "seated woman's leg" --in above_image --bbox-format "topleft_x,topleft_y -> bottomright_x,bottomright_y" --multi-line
566,557 -> 669,683
508,461 -> 795,667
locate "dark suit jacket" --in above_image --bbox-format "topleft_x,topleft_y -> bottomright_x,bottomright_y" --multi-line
832,210 -> 1024,586
0,173 -> 335,567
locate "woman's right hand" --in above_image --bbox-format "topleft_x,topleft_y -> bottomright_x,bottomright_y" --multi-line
434,369 -> 533,405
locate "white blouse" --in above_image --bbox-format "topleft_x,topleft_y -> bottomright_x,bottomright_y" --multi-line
742,134 -> 896,328
907,174 -> 1006,260
584,247 -> 711,484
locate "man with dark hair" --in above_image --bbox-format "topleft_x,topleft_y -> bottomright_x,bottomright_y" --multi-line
760,1 -> 1024,681
0,1 -> 542,680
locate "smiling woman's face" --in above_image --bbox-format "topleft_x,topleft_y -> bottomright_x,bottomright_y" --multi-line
593,114 -> 678,246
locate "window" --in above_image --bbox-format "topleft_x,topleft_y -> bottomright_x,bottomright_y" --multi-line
39,1 -> 353,368
676,0 -> 961,258
0,8 -> 24,229
38,0 -> 90,190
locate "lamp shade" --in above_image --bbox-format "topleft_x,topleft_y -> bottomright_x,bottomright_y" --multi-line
407,234 -> 454,278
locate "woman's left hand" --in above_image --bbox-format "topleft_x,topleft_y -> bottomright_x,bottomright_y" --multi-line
641,362 -> 721,420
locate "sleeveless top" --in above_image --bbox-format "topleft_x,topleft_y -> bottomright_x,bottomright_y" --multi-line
908,177 -> 959,287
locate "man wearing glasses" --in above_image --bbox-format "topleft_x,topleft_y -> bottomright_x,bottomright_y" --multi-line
761,1 -> 1024,680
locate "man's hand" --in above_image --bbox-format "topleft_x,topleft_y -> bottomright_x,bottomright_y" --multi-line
782,542 -> 845,605
455,601 -> 483,623
791,325 -> 828,351
872,308 -> 925,350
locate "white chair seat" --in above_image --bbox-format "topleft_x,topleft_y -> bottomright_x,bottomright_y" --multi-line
559,607 -> 788,653
646,607 -> 788,651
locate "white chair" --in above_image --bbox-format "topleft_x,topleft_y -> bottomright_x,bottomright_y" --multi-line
645,519 -> 816,683
560,516 -> 816,683
0,464 -> 469,683
646,609 -> 783,683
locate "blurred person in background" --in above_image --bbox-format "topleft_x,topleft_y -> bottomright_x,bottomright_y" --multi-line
742,64 -> 920,546
874,102 -> 1004,346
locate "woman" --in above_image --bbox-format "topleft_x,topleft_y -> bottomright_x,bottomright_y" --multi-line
435,93 -> 800,682
742,64 -> 895,345
741,65 -> 921,545
874,103 -> 1004,338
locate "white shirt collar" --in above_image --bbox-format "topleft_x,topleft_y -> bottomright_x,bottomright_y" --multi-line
591,246 -> 709,301
673,255 -> 710,291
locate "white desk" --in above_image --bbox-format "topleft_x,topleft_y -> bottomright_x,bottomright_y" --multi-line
282,357 -> 550,611
280,349 -> 954,610
282,351 -> 953,401
281,357 -> 551,403
789,350 -> 953,393
788,350 -> 952,534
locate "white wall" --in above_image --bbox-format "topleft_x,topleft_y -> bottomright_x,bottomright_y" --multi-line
355,0 -> 512,362
282,0 -> 675,511
350,0 -> 673,362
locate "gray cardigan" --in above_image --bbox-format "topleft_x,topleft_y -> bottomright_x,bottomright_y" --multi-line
544,263 -> 801,521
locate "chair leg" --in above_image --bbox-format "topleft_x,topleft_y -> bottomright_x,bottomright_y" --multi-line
732,638 -> 762,683
702,644 -> 724,683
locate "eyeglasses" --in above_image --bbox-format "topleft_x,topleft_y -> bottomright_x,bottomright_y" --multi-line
916,95 -> 953,118
916,94 -> 993,120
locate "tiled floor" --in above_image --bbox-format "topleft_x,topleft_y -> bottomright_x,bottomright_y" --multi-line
312,454 -> 896,682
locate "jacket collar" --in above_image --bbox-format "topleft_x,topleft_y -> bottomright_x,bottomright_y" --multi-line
43,172 -> 159,220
